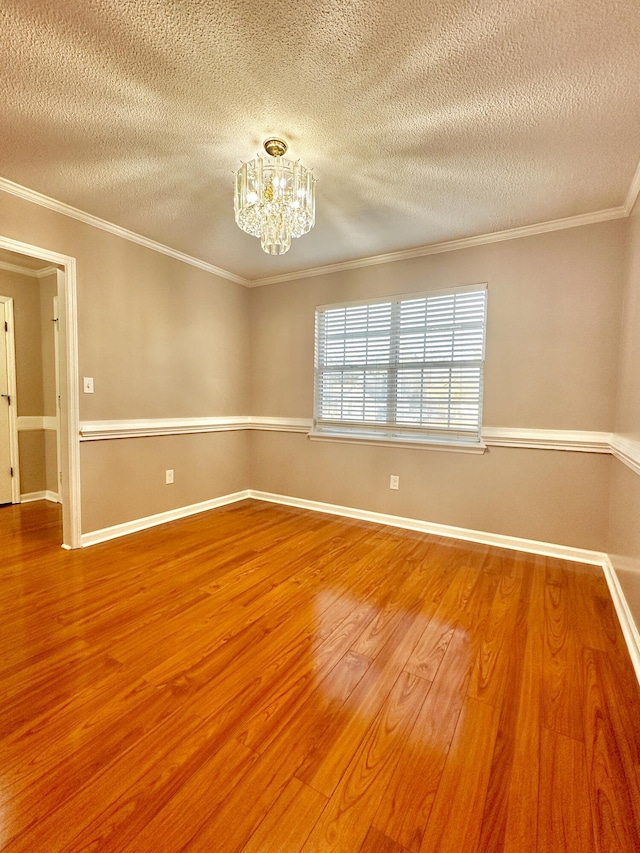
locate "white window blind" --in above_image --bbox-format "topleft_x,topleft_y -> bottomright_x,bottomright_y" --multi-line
313,284 -> 487,445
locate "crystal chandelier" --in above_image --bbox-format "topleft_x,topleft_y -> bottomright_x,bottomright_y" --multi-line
234,138 -> 316,255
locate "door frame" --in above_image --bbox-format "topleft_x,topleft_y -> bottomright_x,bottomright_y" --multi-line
53,293 -> 62,500
0,295 -> 20,503
0,236 -> 81,548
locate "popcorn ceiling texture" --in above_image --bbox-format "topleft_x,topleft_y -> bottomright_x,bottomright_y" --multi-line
0,0 -> 639,280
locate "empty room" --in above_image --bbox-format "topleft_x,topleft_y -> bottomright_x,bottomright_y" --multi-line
1,1 -> 640,851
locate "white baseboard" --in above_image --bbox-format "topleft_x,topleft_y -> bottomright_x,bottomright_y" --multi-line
248,490 -> 640,684
601,556 -> 640,686
21,490 -> 60,503
247,490 -> 607,565
78,486 -> 639,685
80,490 -> 251,547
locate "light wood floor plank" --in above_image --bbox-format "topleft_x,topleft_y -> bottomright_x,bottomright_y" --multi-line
1,500 -> 640,853
300,670 -> 431,853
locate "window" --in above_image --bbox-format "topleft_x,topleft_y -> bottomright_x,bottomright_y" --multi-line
313,284 -> 487,448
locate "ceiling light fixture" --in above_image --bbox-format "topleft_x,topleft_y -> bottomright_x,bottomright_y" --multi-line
234,138 -> 316,255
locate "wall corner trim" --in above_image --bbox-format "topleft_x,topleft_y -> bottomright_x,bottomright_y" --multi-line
624,156 -> 640,215
610,434 -> 640,476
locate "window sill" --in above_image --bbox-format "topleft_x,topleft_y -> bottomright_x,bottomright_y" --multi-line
308,431 -> 487,454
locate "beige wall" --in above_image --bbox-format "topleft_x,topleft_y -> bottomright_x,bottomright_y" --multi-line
0,192 -> 251,422
18,429 -> 46,494
0,268 -> 44,415
76,239 -> 250,421
2,186 -> 639,640
40,272 -> 59,493
44,429 -> 58,494
250,432 -> 611,552
609,202 -> 640,624
0,267 -> 47,493
250,221 -> 625,430
0,267 -> 62,497
39,272 -> 57,418
0,190 -> 250,530
249,220 -> 626,552
614,202 -> 640,442
80,431 -> 250,533
609,461 -> 640,622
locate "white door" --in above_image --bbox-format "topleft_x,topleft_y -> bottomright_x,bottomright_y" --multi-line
0,300 -> 14,503
53,295 -> 62,498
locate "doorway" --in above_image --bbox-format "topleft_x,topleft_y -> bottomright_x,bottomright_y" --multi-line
0,237 -> 80,548
0,296 -> 19,504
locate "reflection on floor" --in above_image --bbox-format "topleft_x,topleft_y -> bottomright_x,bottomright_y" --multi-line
1,499 -> 640,851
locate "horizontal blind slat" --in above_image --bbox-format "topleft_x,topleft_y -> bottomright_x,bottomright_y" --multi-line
315,286 -> 486,443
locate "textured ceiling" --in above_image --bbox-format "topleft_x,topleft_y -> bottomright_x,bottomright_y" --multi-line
1,0 -> 639,281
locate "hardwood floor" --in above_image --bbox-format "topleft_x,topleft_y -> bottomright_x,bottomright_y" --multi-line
1,499 -> 640,852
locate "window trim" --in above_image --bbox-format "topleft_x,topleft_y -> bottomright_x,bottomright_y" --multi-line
312,283 -> 488,452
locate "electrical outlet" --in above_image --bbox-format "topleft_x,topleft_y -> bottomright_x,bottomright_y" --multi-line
165,469 -> 174,484
83,377 -> 94,393
390,474 -> 399,490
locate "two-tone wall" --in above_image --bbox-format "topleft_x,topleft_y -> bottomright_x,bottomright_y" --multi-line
0,266 -> 57,496
609,201 -> 640,618
249,220 -> 625,553
0,190 -> 251,531
0,183 -> 639,632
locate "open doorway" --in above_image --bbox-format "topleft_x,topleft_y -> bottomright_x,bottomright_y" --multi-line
0,237 -> 80,548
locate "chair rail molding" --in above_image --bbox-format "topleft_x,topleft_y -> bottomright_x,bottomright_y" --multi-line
610,434 -> 640,477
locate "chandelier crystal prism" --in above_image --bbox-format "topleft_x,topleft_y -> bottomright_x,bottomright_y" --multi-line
234,138 -> 316,255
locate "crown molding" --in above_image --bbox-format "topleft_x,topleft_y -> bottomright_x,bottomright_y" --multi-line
35,266 -> 59,278
0,260 -> 59,278
0,260 -> 38,277
0,176 -> 250,287
2,166 -> 638,288
248,207 -> 628,287
624,157 -> 640,216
